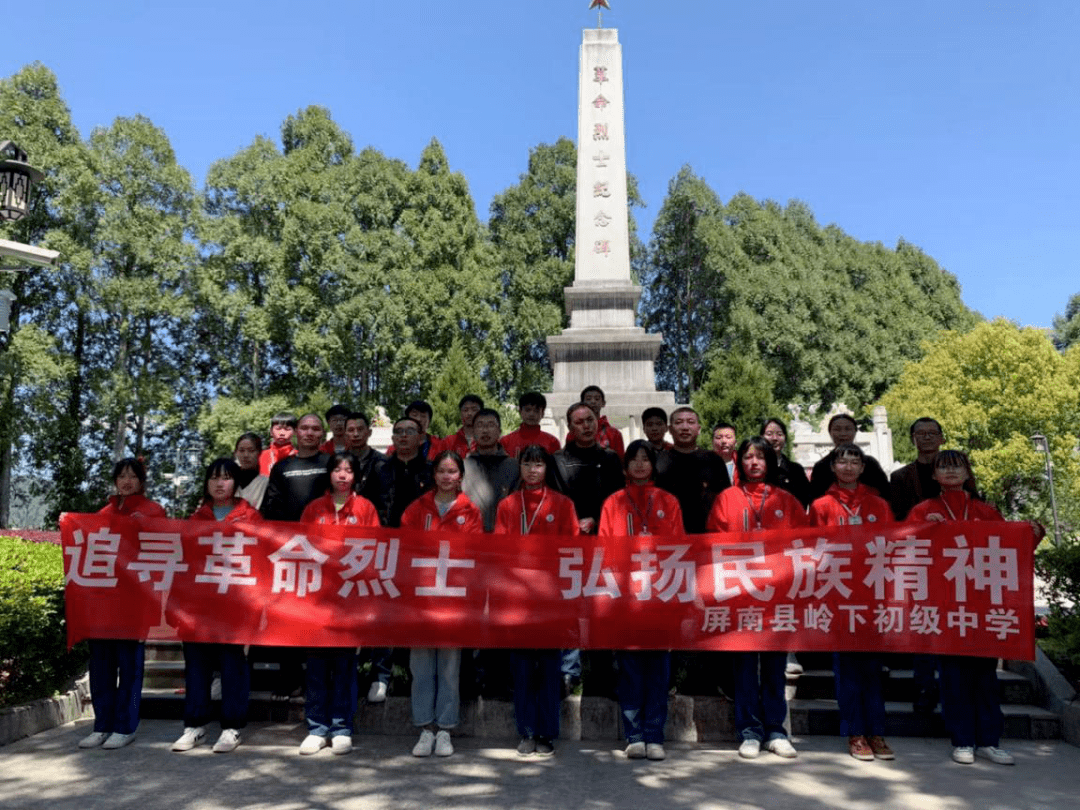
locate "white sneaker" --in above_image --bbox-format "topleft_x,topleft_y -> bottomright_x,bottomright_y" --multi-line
434,730 -> 454,757
625,741 -> 646,759
646,743 -> 666,761
78,731 -> 109,749
766,737 -> 798,758
952,746 -> 975,764
171,726 -> 206,752
212,729 -> 241,753
738,738 -> 761,759
331,735 -> 353,755
976,745 -> 1015,765
101,732 -> 136,749
785,653 -> 803,675
412,729 -> 435,757
299,734 -> 328,755
367,681 -> 388,703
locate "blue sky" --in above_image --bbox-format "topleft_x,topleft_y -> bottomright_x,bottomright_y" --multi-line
5,0 -> 1077,327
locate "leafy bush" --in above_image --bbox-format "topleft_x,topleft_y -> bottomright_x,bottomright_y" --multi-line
0,536 -> 88,707
1034,539 -> 1080,686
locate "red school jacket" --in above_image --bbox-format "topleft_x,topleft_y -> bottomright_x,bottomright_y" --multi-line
400,490 -> 484,533
598,483 -> 685,538
98,493 -> 168,519
810,483 -> 894,528
906,490 -> 1004,524
707,482 -> 808,532
188,498 -> 263,524
500,425 -> 562,459
494,486 -> 580,536
300,491 -> 380,527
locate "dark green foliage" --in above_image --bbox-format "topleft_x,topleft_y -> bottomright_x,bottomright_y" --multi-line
0,537 -> 88,707
1035,540 -> 1080,683
1052,292 -> 1080,351
641,168 -> 979,413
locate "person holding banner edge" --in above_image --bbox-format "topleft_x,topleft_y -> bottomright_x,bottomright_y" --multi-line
707,437 -> 809,760
173,458 -> 260,754
906,449 -> 1043,766
494,444 -> 580,757
599,439 -> 685,762
402,450 -> 484,758
809,443 -> 895,762
79,457 -> 167,751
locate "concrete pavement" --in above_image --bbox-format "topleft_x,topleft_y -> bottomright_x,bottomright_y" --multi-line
1,719 -> 1078,810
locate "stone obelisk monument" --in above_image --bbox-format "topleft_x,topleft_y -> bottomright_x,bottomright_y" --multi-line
546,6 -> 675,434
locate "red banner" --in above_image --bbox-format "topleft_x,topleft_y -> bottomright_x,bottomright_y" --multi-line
60,513 -> 1036,659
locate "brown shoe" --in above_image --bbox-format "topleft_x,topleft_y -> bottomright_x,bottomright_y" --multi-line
868,736 -> 895,760
848,735 -> 874,761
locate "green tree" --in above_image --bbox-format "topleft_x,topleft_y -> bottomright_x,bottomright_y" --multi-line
489,138 -> 578,398
0,64 -> 95,522
692,350 -> 780,442
1052,292 -> 1080,351
879,319 -> 1080,530
425,339 -> 493,438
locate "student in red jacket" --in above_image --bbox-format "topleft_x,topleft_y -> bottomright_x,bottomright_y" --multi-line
907,450 -> 1042,767
259,411 -> 298,475
494,445 -> 579,757
809,444 -> 895,762
79,458 -> 167,751
296,454 -> 380,756
500,392 -> 561,458
445,394 -> 484,458
300,453 -> 380,526
173,459 -> 260,755
599,440 -> 685,762
708,437 -> 808,761
402,451 -> 484,758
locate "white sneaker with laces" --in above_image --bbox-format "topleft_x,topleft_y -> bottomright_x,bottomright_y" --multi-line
952,746 -> 975,764
738,738 -> 761,759
412,729 -> 435,757
171,726 -> 206,752
331,735 -> 353,755
646,743 -> 666,761
212,729 -> 241,753
434,730 -> 454,757
976,745 -> 1015,765
78,731 -> 109,749
765,737 -> 798,758
367,681 -> 388,703
299,734 -> 328,755
101,732 -> 136,749
625,741 -> 646,759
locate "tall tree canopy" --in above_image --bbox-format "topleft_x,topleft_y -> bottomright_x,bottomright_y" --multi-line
641,167 -> 979,413
879,319 -> 1080,529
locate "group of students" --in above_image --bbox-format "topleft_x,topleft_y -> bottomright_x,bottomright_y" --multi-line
77,388 -> 1039,768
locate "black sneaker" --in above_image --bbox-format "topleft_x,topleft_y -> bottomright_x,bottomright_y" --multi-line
517,737 -> 536,756
535,737 -> 555,757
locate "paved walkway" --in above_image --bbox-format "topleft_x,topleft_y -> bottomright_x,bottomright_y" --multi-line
1,719 -> 1078,810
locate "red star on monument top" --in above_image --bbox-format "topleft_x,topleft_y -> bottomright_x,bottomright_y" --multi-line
589,0 -> 611,8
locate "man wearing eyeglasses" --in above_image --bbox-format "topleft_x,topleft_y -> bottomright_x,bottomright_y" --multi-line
381,417 -> 435,527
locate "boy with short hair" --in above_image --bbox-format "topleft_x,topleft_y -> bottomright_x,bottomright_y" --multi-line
259,412 -> 298,475
641,407 -> 671,452
446,394 -> 485,458
500,392 -> 561,458
319,404 -> 351,455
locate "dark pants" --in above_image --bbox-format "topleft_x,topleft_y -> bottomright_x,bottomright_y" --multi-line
88,639 -> 144,735
305,648 -> 358,738
182,642 -> 250,729
833,652 -> 886,737
939,655 -> 1003,748
365,647 -> 394,685
511,649 -> 562,740
615,650 -> 670,744
731,651 -> 788,742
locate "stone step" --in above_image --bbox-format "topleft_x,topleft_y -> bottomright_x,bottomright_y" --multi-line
137,691 -> 1060,742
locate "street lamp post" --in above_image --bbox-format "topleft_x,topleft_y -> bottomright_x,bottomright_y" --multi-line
1031,433 -> 1062,546
0,141 -> 44,223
